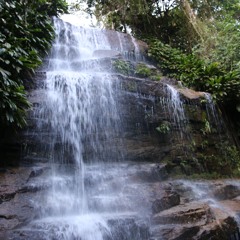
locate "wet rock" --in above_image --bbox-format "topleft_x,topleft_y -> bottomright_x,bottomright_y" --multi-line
17,183 -> 47,193
150,164 -> 169,181
107,218 -> 150,240
93,49 -> 121,58
24,58 -> 227,177
178,88 -> 205,100
151,201 -> 239,240
131,164 -> 169,181
152,191 -> 180,213
1,166 -> 240,240
8,215 -> 150,240
151,224 -> 201,240
28,166 -> 48,179
0,192 -> 37,232
1,22 -> 239,240
220,198 -> 240,212
114,74 -> 167,97
212,184 -> 240,200
152,201 -> 213,225
6,230 -> 49,240
105,29 -> 148,55
195,207 -> 238,240
0,167 -> 32,203
0,164 -> 50,234
150,180 -> 240,239
0,192 -> 16,204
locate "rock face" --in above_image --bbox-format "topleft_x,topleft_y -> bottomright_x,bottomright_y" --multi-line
21,19 -> 236,176
25,69 -> 235,175
1,165 -> 240,239
0,166 -> 46,237
0,22 -> 239,240
150,180 -> 240,240
152,191 -> 180,213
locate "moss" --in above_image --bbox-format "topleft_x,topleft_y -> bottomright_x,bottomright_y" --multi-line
163,141 -> 240,178
135,63 -> 152,77
112,59 -> 131,75
135,63 -> 163,81
150,74 -> 163,81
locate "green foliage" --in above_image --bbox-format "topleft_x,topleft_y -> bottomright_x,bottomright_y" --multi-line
134,63 -> 163,81
191,17 -> 240,70
135,63 -> 151,78
86,0 -> 237,51
0,0 -> 68,130
0,83 -> 31,128
225,145 -> 240,170
86,0 -> 240,105
156,122 -> 171,134
112,59 -> 163,81
148,39 -> 240,103
200,119 -> 211,135
150,74 -> 163,81
168,142 -> 240,178
112,59 -> 131,75
85,0 -> 240,106
85,0 -> 240,54
82,0 -> 240,176
198,143 -> 240,176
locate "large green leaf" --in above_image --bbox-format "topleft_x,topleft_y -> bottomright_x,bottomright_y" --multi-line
0,0 -> 68,129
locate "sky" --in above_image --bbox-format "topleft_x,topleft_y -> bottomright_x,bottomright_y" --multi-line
60,0 -> 98,27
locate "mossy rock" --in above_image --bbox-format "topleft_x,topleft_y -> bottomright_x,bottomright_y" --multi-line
135,62 -> 162,80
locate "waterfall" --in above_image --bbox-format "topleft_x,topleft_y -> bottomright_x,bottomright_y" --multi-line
38,18 -> 123,215
130,35 -> 144,62
5,16 -> 240,240
165,84 -> 188,133
204,93 -> 224,133
162,84 -> 193,157
31,18 -> 119,238
20,18 -> 149,240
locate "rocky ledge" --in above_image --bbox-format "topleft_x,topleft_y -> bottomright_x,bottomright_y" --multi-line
1,163 -> 240,239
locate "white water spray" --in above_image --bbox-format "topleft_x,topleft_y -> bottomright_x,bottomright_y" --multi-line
32,18 -> 125,238
165,85 -> 187,129
25,17 -> 148,240
204,93 -> 224,133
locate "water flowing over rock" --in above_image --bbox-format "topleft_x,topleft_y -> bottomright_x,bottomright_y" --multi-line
1,18 -> 240,240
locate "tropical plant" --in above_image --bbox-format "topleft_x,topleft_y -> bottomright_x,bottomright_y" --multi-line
135,63 -> 152,78
112,59 -> 131,75
148,39 -> 240,103
0,0 -> 68,131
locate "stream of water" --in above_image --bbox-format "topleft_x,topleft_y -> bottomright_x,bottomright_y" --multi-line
23,17 -> 151,240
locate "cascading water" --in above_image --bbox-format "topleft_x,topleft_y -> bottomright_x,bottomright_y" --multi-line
7,15 -> 239,240
18,18 -> 151,240
204,92 -> 224,133
130,35 -> 143,62
38,18 -> 124,216
28,18 -> 116,239
174,180 -> 240,226
162,84 -> 193,157
165,84 -> 188,133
